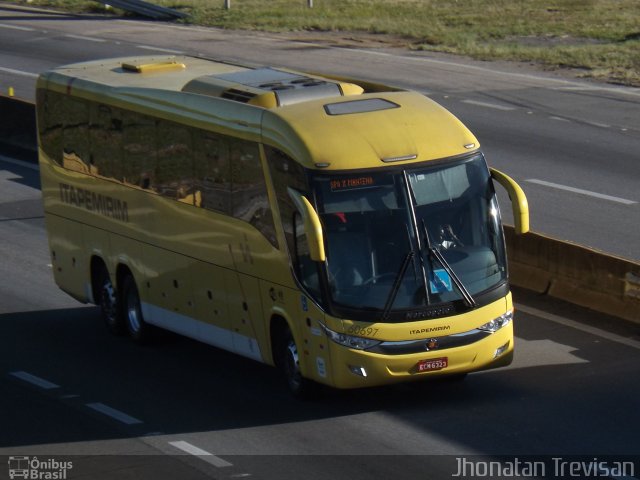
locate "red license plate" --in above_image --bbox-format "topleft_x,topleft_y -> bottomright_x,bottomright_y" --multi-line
417,357 -> 448,372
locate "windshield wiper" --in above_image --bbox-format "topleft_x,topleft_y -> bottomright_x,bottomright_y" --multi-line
402,172 -> 432,305
381,225 -> 417,321
380,249 -> 415,322
421,219 -> 477,308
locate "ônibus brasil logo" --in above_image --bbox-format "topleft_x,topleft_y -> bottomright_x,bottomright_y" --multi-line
8,456 -> 73,479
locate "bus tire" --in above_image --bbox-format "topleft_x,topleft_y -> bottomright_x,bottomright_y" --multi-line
96,264 -> 124,336
121,274 -> 151,343
278,327 -> 318,399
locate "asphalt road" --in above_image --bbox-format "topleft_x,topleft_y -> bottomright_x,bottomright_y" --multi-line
1,154 -> 640,479
1,4 -> 640,480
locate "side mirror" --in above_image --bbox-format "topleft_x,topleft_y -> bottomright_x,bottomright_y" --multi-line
287,188 -> 326,262
490,168 -> 530,234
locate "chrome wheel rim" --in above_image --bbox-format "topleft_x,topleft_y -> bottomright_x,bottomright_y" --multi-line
285,338 -> 302,391
100,280 -> 117,325
126,287 -> 141,334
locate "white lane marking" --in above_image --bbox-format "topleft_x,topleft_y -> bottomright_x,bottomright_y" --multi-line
0,23 -> 35,31
136,45 -> 185,54
549,116 -> 570,122
516,304 -> 640,351
461,99 -> 516,111
346,48 -> 640,98
86,402 -> 143,425
553,86 -> 600,92
586,121 -> 611,128
10,371 -> 60,389
526,179 -> 637,205
0,66 -> 38,78
28,36 -> 51,43
64,34 -> 106,43
168,440 -> 233,468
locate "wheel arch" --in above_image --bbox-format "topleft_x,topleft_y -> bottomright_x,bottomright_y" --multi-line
269,311 -> 320,398
115,262 -> 134,290
268,311 -> 311,375
88,255 -> 138,305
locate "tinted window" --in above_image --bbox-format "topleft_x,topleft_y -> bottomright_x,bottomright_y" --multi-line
156,120 -> 194,203
89,103 -> 123,181
37,91 -> 277,246
61,97 -> 90,174
230,140 -> 276,247
265,146 -> 308,256
194,131 -> 231,213
122,111 -> 156,189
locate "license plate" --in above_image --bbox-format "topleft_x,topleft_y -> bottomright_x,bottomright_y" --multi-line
417,357 -> 448,372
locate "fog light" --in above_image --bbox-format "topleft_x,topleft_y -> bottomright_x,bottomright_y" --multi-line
494,341 -> 510,358
348,365 -> 367,377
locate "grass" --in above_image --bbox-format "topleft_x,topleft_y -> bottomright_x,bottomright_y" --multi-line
8,0 -> 640,86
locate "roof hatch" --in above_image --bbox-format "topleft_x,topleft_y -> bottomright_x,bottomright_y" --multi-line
181,67 -> 363,108
121,60 -> 186,74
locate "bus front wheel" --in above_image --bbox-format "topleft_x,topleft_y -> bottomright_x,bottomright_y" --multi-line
279,327 -> 318,399
121,274 -> 151,343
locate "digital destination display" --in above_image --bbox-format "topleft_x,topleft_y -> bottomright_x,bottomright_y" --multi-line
330,176 -> 376,191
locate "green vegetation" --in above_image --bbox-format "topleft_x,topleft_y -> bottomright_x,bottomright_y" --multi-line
10,0 -> 640,86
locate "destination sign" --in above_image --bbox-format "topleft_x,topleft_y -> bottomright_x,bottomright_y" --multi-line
329,176 -> 376,191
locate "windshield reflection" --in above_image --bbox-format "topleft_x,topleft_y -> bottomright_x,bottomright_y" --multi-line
311,154 -> 507,319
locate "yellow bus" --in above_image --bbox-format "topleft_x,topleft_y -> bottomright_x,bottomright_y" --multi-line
37,55 -> 529,396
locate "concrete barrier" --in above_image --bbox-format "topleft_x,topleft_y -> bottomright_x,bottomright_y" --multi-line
505,226 -> 640,324
0,94 -> 37,162
1,96 -> 639,324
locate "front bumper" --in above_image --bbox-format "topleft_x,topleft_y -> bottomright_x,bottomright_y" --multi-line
326,322 -> 514,389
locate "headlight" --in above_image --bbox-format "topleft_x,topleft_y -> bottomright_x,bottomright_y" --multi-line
478,310 -> 513,333
320,323 -> 382,350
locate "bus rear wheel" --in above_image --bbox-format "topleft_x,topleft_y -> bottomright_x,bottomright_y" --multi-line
96,265 -> 124,335
121,274 -> 151,343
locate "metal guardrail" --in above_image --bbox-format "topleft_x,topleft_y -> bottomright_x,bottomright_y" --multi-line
95,0 -> 187,19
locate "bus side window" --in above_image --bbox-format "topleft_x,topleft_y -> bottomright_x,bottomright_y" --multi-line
230,139 -> 277,247
89,104 -> 123,181
61,97 -> 90,174
293,211 -> 321,297
156,120 -> 195,203
37,89 -> 63,166
122,111 -> 157,189
264,146 -> 308,257
193,130 -> 231,213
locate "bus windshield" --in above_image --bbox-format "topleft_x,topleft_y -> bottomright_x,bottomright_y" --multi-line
311,154 -> 507,320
